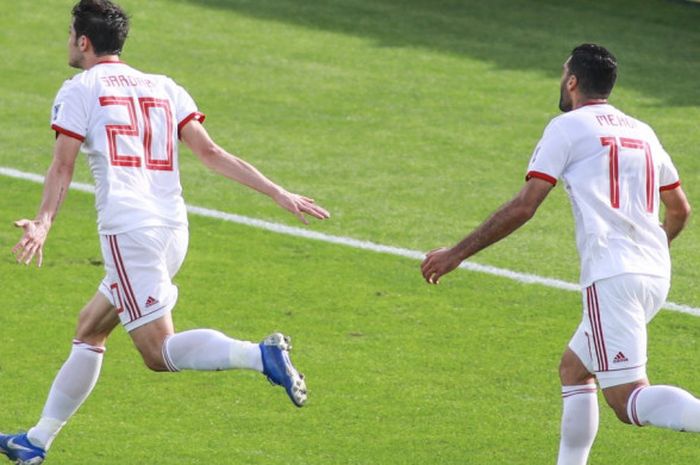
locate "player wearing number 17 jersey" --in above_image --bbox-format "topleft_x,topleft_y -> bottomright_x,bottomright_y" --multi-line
2,1 -> 329,464
527,98 -> 679,288
421,44 -> 700,464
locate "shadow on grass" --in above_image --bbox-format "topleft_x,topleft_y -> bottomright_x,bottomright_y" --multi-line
178,0 -> 700,106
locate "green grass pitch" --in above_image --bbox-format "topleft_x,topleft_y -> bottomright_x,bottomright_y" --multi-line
1,1 -> 700,464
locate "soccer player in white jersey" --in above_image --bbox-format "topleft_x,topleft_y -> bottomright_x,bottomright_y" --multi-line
0,1 -> 330,463
420,44 -> 700,463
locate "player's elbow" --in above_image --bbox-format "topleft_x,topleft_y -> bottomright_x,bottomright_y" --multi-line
195,142 -> 225,169
669,200 -> 691,226
512,201 -> 538,223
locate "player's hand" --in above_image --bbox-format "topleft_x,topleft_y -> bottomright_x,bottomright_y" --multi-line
12,219 -> 50,267
421,247 -> 462,284
273,190 -> 330,225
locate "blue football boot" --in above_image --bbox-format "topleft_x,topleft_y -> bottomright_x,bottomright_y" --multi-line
0,433 -> 45,465
260,333 -> 307,407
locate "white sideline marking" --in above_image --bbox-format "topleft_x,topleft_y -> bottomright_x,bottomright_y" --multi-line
2,165 -> 699,317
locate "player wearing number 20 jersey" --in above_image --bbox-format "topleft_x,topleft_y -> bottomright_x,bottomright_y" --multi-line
526,102 -> 680,287
50,61 -> 204,235
3,2 -> 330,463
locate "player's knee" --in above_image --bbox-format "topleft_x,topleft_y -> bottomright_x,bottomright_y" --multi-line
558,359 -> 572,383
139,347 -> 170,372
612,404 -> 634,424
559,357 -> 590,385
605,396 -> 633,424
142,354 -> 169,372
75,313 -> 109,347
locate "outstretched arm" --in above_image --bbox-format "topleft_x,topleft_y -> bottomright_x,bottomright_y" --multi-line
180,120 -> 330,224
660,186 -> 691,245
421,177 -> 553,284
12,134 -> 81,266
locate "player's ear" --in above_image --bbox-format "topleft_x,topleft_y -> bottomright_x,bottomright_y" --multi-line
566,74 -> 578,92
78,35 -> 90,52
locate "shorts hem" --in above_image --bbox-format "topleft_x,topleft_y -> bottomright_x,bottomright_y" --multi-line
123,305 -> 173,332
596,365 -> 647,389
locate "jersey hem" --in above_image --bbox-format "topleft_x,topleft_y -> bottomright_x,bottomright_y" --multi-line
97,221 -> 188,236
579,271 -> 670,289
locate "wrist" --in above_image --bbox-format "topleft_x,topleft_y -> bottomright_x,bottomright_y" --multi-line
269,185 -> 287,200
35,213 -> 53,229
449,244 -> 469,262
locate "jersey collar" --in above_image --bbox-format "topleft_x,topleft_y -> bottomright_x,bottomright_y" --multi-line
580,99 -> 608,107
95,59 -> 124,66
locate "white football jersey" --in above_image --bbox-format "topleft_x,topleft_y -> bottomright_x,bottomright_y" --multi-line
527,103 -> 680,286
50,61 -> 205,235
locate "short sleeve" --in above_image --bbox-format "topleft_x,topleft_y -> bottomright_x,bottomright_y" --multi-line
50,79 -> 88,142
525,120 -> 571,186
169,80 -> 206,138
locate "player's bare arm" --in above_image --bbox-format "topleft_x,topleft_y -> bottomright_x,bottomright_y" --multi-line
421,177 -> 553,284
180,120 -> 330,224
12,134 -> 81,267
660,186 -> 691,244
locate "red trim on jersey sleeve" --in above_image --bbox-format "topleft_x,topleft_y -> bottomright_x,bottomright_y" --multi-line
177,112 -> 206,139
659,180 -> 681,191
525,170 -> 557,186
51,124 -> 85,142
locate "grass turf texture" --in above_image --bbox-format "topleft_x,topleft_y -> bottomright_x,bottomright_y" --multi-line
1,0 -> 700,464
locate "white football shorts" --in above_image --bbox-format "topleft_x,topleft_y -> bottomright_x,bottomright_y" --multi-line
98,226 -> 188,332
568,273 -> 669,389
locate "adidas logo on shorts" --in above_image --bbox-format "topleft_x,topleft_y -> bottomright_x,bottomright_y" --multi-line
613,351 -> 628,363
145,296 -> 159,308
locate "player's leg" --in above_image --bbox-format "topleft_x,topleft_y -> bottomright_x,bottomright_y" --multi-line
129,313 -> 260,372
128,304 -> 307,406
557,330 -> 599,465
118,227 -> 307,406
624,383 -> 700,431
601,377 -> 700,431
595,275 -> 700,431
30,292 -> 118,448
0,292 -> 119,463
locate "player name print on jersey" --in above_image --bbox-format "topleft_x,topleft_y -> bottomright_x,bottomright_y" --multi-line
595,113 -> 637,128
100,74 -> 155,88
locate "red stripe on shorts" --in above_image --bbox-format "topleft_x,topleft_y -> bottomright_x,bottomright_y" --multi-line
587,285 -> 608,372
591,284 -> 609,371
108,235 -> 141,321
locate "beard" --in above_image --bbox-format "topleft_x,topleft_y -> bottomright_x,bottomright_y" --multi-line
559,81 -> 574,113
558,89 -> 573,112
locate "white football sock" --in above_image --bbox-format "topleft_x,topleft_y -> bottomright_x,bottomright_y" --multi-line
162,329 -> 262,372
27,340 -> 104,450
557,384 -> 599,465
627,385 -> 700,431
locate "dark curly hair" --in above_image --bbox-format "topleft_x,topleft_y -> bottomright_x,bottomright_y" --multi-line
72,0 -> 129,55
568,44 -> 618,98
